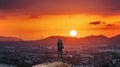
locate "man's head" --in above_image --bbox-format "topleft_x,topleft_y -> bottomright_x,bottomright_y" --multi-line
58,39 -> 62,42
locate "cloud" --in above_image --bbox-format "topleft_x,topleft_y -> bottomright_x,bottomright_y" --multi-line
0,0 -> 120,15
89,21 -> 120,30
104,24 -> 119,29
32,62 -> 71,67
117,22 -> 120,23
98,24 -> 119,30
89,21 -> 105,25
106,24 -> 116,27
28,15 -> 40,19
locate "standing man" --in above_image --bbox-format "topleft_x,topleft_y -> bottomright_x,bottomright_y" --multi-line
57,39 -> 64,58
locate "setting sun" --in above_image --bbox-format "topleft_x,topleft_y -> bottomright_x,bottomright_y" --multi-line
70,30 -> 77,37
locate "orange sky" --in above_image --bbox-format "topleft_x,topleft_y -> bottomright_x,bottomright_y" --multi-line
0,14 -> 120,40
0,0 -> 120,40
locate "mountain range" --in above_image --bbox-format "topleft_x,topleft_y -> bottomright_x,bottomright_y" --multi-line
0,36 -> 23,41
34,35 -> 120,47
0,35 -> 120,47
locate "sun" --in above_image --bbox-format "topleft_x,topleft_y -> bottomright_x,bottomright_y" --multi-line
70,30 -> 77,37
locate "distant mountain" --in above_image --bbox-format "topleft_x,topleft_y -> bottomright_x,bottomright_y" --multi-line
34,35 -> 120,47
0,35 -> 120,47
0,36 -> 23,41
34,35 -> 110,47
110,35 -> 120,45
111,35 -> 120,40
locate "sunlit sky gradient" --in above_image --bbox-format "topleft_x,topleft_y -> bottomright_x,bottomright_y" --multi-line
0,0 -> 120,40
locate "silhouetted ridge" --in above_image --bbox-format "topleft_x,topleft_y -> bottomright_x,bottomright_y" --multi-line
0,35 -> 120,47
83,35 -> 108,39
0,36 -> 23,41
110,35 -> 120,45
111,34 -> 120,39
34,35 -> 110,47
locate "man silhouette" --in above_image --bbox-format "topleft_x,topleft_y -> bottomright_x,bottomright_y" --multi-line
57,39 -> 64,58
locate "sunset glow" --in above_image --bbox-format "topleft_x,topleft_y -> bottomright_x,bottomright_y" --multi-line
70,30 -> 77,37
0,0 -> 120,40
0,14 -> 120,40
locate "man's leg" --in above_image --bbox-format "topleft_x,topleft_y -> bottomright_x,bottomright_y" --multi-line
60,51 -> 62,58
58,48 -> 63,58
58,51 -> 62,58
58,51 -> 59,58
60,50 -> 63,58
